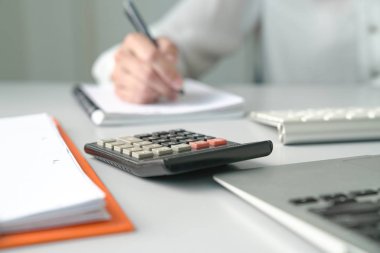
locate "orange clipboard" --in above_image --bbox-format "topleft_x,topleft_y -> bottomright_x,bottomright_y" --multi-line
0,119 -> 134,249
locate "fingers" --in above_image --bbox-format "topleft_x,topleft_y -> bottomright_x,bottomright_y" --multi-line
117,50 -> 178,100
158,37 -> 178,62
112,64 -> 160,104
112,33 -> 183,104
123,33 -> 158,62
122,33 -> 183,89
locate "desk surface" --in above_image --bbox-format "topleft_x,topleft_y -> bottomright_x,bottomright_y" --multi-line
2,82 -> 380,253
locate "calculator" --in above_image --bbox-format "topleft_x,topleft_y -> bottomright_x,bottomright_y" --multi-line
84,129 -> 273,177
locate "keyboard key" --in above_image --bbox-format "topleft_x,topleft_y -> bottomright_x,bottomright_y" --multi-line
171,144 -> 191,153
332,197 -> 356,205
190,141 -> 210,150
97,138 -> 116,147
350,189 -> 378,197
290,197 -> 318,205
114,144 -> 133,152
331,212 -> 380,228
357,226 -> 380,241
320,193 -> 347,201
207,138 -> 227,147
132,150 -> 154,160
310,201 -> 380,216
152,147 -> 173,156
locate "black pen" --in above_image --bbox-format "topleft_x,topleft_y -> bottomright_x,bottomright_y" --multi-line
123,0 -> 158,47
123,0 -> 184,95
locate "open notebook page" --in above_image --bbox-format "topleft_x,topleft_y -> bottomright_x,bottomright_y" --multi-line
82,79 -> 244,115
0,114 -> 106,226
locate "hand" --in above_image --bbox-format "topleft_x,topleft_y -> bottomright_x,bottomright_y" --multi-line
112,33 -> 183,104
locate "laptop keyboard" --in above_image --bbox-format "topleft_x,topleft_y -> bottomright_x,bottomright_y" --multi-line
290,188 -> 380,243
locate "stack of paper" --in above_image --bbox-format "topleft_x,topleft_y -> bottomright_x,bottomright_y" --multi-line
74,79 -> 245,125
0,114 -> 109,234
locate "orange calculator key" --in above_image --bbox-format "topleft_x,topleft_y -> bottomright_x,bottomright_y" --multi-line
190,141 -> 210,150
207,138 -> 227,147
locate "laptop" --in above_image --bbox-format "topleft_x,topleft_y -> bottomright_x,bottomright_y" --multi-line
214,155 -> 380,253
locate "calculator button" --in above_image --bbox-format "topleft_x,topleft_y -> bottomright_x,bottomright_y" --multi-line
97,138 -> 116,147
189,141 -> 210,150
114,144 -> 133,152
204,136 -> 215,140
160,142 -> 171,147
152,131 -> 169,136
105,141 -> 126,149
122,147 -> 143,156
171,144 -> 191,153
152,147 -> 173,156
166,141 -> 178,147
151,139 -> 167,144
133,141 -> 152,147
207,138 -> 227,147
134,133 -> 151,139
191,134 -> 205,138
132,150 -> 154,159
148,136 -> 160,141
143,144 -> 162,151
118,136 -> 143,145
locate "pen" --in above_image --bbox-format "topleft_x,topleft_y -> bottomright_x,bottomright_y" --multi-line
123,0 -> 158,47
123,0 -> 184,95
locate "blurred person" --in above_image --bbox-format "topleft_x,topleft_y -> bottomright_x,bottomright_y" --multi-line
93,0 -> 380,104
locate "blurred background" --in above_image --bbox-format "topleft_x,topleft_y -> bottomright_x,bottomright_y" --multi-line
0,0 -> 256,85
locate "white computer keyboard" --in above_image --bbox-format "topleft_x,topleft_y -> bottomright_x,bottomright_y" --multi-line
250,107 -> 380,144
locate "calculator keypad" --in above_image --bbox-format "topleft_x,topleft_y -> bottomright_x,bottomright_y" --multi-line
96,129 -> 228,160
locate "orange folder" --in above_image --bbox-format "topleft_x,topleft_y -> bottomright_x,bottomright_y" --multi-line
0,120 -> 134,249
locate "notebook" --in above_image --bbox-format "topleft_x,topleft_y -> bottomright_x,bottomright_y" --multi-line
73,79 -> 245,126
0,114 -> 134,247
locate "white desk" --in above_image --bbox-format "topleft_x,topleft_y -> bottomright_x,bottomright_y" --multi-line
2,82 -> 380,253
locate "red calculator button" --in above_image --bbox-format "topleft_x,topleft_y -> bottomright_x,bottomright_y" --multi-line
207,138 -> 227,147
190,141 -> 210,150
